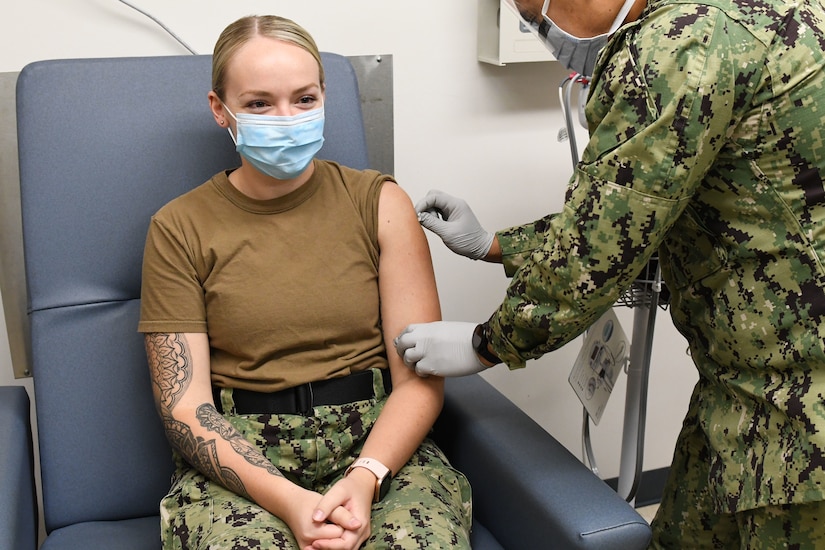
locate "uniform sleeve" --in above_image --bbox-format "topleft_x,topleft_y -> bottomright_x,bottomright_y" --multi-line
138,214 -> 208,334
487,5 -> 742,368
496,214 -> 557,278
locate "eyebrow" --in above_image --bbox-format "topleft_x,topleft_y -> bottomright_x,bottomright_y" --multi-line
237,83 -> 321,99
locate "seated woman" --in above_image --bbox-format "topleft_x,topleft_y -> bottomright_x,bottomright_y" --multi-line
138,14 -> 472,550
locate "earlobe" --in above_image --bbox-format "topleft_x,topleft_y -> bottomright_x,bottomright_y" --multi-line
207,91 -> 227,127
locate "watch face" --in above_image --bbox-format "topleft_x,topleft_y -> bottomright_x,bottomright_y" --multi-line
472,324 -> 483,350
378,475 -> 391,501
472,323 -> 500,365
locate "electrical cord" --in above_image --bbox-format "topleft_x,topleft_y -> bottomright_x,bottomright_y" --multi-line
561,72 -> 658,503
582,407 -> 599,476
558,73 -> 589,168
117,0 -> 197,55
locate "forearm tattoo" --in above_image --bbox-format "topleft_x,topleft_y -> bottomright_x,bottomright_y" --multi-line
162,411 -> 250,498
145,333 -> 282,499
196,404 -> 283,477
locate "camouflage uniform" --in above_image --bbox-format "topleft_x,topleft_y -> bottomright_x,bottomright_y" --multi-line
161,371 -> 473,549
487,0 -> 825,545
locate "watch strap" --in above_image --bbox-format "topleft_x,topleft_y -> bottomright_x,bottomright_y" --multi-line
473,323 -> 502,365
345,457 -> 392,502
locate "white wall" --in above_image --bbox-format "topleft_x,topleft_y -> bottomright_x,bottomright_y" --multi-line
0,0 -> 697,481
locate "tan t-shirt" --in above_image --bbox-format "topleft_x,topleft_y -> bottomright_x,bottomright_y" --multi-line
139,160 -> 393,392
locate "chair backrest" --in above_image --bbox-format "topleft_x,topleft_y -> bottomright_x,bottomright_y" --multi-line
16,53 -> 369,533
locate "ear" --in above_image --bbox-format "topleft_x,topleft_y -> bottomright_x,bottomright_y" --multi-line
207,91 -> 228,128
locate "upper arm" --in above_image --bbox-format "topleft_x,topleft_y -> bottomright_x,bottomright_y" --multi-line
375,182 -> 442,383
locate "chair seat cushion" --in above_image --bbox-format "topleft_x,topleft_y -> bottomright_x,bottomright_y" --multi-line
40,514 -> 504,550
40,516 -> 159,550
471,521 -> 506,549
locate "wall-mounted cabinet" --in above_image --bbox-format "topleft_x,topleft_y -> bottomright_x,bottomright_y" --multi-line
477,0 -> 556,65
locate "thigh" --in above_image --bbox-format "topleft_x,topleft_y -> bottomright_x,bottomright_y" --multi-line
650,419 -> 739,549
364,439 -> 473,550
740,501 -> 825,550
161,460 -> 298,550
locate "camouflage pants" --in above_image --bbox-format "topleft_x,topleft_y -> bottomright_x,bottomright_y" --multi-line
650,417 -> 825,549
160,370 -> 473,549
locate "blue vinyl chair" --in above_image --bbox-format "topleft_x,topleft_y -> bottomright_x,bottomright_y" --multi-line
0,53 -> 651,550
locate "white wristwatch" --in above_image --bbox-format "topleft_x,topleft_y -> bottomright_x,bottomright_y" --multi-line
345,457 -> 392,502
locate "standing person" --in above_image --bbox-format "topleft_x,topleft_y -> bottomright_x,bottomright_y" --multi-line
395,0 -> 825,547
139,15 -> 472,550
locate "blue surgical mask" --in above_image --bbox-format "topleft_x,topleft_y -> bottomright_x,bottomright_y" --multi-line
505,0 -> 636,77
223,104 -> 325,180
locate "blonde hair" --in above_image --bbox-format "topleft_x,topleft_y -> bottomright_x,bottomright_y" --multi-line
212,15 -> 325,100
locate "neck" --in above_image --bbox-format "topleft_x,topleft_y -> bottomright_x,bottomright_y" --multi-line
625,0 -> 646,24
553,0 -> 646,37
229,161 -> 314,201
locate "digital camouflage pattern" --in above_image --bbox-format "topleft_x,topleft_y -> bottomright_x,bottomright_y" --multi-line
489,0 -> 825,533
161,373 -> 472,549
651,414 -> 825,548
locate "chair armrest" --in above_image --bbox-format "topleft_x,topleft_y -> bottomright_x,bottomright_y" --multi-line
434,375 -> 651,550
0,386 -> 38,550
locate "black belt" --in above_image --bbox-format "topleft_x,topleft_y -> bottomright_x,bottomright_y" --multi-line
213,369 -> 391,416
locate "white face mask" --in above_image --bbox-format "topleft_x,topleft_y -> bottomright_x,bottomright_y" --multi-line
505,0 -> 637,77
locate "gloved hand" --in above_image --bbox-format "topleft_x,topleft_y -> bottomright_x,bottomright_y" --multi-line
393,321 -> 489,377
415,190 -> 494,261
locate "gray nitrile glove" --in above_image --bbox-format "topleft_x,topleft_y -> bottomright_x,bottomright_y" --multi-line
393,321 -> 488,377
415,190 -> 494,261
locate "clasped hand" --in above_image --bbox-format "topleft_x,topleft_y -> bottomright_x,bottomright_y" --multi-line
288,477 -> 371,550
309,473 -> 375,550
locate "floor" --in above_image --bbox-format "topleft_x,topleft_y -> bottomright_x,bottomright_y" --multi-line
636,504 -> 659,524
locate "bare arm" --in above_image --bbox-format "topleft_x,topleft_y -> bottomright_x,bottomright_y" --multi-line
144,332 -> 351,546
328,182 -> 446,503
484,235 -> 502,263
306,181 -> 446,550
361,181 -> 445,473
145,332 -> 288,494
